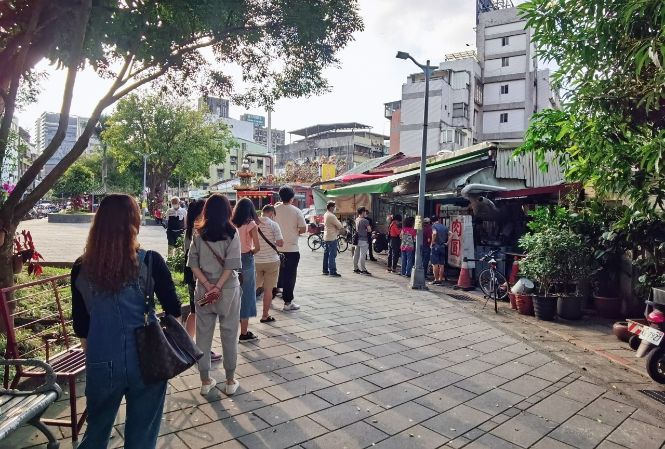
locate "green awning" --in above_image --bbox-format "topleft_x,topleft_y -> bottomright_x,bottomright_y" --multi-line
324,152 -> 486,197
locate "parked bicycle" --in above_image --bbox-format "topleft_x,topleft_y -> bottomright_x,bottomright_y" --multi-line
464,249 -> 508,313
307,223 -> 349,253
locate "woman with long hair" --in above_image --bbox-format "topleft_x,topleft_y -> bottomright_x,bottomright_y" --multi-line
231,197 -> 260,341
71,194 -> 181,449
187,194 -> 241,395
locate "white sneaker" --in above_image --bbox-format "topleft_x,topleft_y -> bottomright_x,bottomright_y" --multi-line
283,302 -> 301,311
225,379 -> 240,395
200,378 -> 217,396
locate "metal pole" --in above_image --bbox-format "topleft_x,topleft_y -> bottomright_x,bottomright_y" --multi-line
142,153 -> 147,224
410,59 -> 430,290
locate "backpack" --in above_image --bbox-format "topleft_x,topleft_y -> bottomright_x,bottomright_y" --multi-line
401,231 -> 415,249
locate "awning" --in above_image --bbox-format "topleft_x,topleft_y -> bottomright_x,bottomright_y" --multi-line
336,173 -> 387,183
236,190 -> 276,198
324,151 -> 486,197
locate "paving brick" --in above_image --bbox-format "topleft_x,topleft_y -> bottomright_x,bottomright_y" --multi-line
252,394 -> 332,426
491,412 -> 558,448
465,388 -> 525,416
370,425 -> 449,449
408,369 -> 465,392
577,397 -> 636,428
481,349 -> 522,366
464,433 -> 523,449
447,436 -> 470,448
557,379 -> 607,405
317,362 -> 378,384
454,372 -> 510,395
606,417 -> 665,449
548,414 -> 614,449
403,356 -> 455,375
313,378 -> 380,405
487,361 -> 534,380
446,359 -> 495,378
307,397 -> 379,431
197,389 -> 279,420
323,350 -> 374,368
263,374 -> 334,401
500,375 -> 552,397
364,353 -> 416,370
421,404 -> 492,439
531,437 -> 577,449
273,359 -> 337,381
363,366 -> 421,388
415,385 -> 477,413
302,421 -> 389,449
364,401 -> 437,435
175,412 -> 269,448
528,362 -> 575,382
364,382 -> 430,409
463,427 -> 485,441
363,342 -> 411,358
527,393 -> 585,424
237,416 -> 327,449
442,347 -> 483,363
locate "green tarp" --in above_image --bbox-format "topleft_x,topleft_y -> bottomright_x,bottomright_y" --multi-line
324,152 -> 486,197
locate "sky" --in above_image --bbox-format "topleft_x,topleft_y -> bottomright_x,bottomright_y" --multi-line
15,0 -> 526,142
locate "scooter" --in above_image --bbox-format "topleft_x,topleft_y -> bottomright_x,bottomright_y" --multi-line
627,296 -> 665,384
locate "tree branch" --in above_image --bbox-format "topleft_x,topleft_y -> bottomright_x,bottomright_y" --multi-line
5,0 -> 93,211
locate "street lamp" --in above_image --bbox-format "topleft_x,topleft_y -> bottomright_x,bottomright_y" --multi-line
396,51 -> 438,290
135,150 -> 155,225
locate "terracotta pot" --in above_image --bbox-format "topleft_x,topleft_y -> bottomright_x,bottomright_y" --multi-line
533,295 -> 557,321
593,294 -> 621,319
557,295 -> 583,320
508,292 -> 517,310
515,294 -> 534,316
613,321 -> 631,342
11,254 -> 23,274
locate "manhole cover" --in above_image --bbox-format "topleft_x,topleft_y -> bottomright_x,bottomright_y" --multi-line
639,390 -> 665,406
447,293 -> 473,301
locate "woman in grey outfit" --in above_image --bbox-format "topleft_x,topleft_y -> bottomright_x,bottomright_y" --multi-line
187,194 -> 241,396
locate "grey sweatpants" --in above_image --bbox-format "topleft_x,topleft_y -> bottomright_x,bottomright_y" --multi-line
196,286 -> 241,382
353,240 -> 369,271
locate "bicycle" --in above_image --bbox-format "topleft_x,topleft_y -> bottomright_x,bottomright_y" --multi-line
307,225 -> 349,253
464,249 -> 508,313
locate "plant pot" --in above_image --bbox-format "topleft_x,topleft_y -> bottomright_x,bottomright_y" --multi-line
11,254 -> 23,274
593,294 -> 621,318
533,295 -> 557,321
508,292 -> 517,310
557,295 -> 583,320
612,321 -> 631,342
515,294 -> 534,316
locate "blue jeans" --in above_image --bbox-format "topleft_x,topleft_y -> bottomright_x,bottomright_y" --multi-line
422,246 -> 431,276
323,240 -> 338,274
240,252 -> 257,319
401,250 -> 415,276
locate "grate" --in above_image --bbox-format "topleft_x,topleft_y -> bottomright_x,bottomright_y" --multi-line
447,293 -> 474,301
639,390 -> 665,406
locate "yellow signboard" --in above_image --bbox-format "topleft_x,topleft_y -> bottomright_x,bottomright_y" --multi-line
321,163 -> 337,190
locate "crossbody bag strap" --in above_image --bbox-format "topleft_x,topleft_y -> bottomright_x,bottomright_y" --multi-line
143,251 -> 155,325
203,239 -> 225,268
257,226 -> 280,255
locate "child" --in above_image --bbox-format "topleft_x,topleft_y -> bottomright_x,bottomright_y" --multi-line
400,216 -> 416,277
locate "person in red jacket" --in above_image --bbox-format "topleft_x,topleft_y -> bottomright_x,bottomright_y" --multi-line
387,214 -> 402,273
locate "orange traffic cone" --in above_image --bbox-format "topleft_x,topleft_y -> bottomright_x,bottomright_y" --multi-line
455,260 -> 474,291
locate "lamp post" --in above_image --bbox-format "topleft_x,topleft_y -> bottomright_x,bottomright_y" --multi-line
135,151 -> 154,225
396,51 -> 437,290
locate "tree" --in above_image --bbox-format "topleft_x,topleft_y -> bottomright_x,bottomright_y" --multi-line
516,0 -> 665,213
103,94 -> 235,211
53,163 -> 95,199
0,0 -> 363,287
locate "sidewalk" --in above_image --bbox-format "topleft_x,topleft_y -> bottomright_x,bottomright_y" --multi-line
5,237 -> 665,449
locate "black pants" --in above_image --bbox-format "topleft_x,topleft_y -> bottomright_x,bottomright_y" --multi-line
277,252 -> 300,303
388,237 -> 401,270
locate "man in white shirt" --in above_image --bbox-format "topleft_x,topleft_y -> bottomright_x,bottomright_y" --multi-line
322,201 -> 343,277
274,186 -> 306,311
165,196 -> 186,256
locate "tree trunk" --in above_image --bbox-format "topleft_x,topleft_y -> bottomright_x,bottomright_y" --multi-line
0,221 -> 18,333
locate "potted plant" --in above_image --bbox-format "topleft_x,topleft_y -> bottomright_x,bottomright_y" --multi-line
557,235 -> 596,320
592,230 -> 624,318
518,229 -> 561,321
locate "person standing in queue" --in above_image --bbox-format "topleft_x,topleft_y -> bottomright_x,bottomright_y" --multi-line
322,201 -> 343,277
274,186 -> 305,311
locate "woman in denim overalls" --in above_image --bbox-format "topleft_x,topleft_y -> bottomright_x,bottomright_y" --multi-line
72,194 -> 181,449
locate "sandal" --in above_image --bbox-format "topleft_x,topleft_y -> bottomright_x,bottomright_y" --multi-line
260,316 -> 276,323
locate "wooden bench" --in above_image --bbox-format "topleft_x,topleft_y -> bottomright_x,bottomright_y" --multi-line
0,274 -> 86,443
0,359 -> 62,449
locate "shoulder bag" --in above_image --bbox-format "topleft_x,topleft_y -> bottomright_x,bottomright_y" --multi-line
135,252 -> 203,384
257,225 -> 286,268
203,238 -> 243,289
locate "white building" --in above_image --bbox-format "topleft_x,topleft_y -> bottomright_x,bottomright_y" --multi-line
395,5 -> 557,156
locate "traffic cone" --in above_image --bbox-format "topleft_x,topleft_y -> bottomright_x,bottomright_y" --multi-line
455,260 -> 474,291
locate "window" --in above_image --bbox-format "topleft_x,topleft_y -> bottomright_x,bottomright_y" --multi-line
500,84 -> 509,94
216,168 -> 225,178
441,129 -> 453,143
501,36 -> 509,46
455,130 -> 465,146
500,113 -> 509,123
452,102 -> 468,118
474,80 -> 483,105
257,159 -> 263,169
230,156 -> 238,166
501,57 -> 509,67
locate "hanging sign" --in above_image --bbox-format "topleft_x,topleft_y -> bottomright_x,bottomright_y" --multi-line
448,215 -> 475,268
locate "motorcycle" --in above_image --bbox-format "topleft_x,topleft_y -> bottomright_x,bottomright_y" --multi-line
627,289 -> 665,383
372,231 -> 388,254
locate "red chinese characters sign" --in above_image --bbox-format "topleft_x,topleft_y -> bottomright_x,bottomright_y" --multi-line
448,215 -> 474,268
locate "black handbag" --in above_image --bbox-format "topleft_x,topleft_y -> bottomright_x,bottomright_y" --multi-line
135,252 -> 203,384
257,225 -> 286,267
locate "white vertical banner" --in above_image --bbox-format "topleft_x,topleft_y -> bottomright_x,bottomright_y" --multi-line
448,215 -> 475,268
